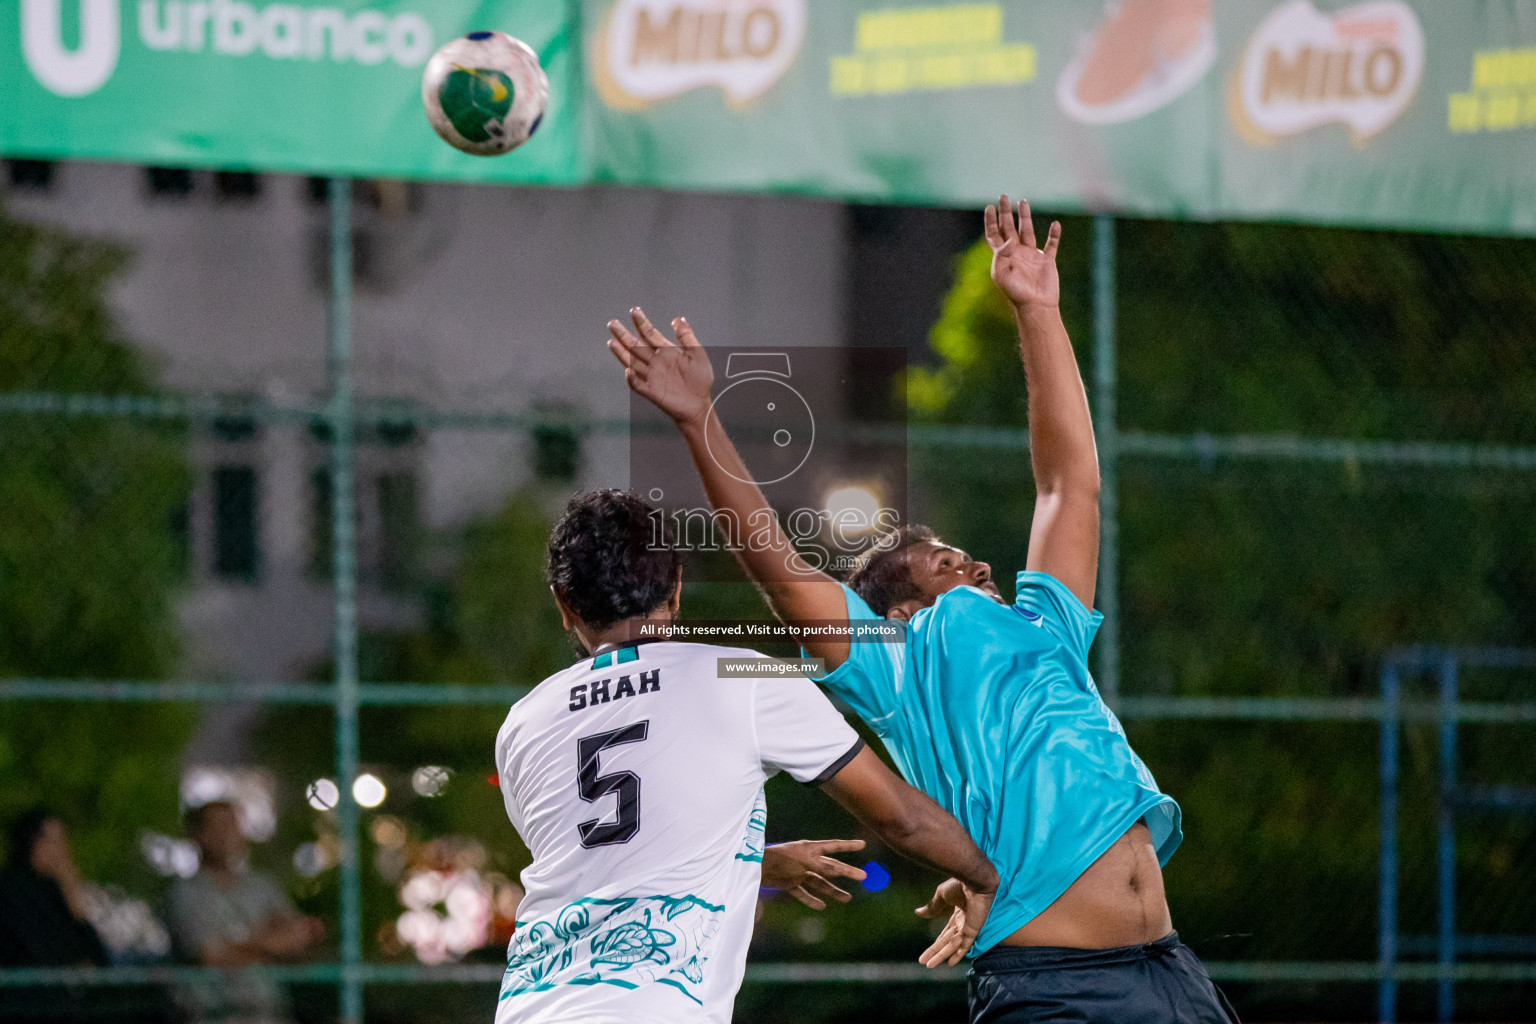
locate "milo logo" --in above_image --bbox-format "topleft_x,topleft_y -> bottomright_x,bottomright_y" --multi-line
21,0 -> 436,99
1231,0 -> 1424,143
440,66 -> 514,143
594,0 -> 806,108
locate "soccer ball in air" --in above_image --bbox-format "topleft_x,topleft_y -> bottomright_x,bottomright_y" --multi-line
422,32 -> 548,156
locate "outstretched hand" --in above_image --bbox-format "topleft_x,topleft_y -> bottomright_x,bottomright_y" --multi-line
915,877 -> 995,968
985,195 -> 1061,310
761,839 -> 868,911
606,308 -> 715,427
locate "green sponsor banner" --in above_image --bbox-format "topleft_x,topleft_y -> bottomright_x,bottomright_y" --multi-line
3,1 -> 1534,234
583,0 -> 1536,235
0,0 -> 580,183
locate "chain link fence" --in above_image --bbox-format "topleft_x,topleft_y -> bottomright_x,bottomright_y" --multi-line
2,165 -> 1534,1022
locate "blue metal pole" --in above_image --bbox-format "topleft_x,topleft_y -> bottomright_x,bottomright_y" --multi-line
1379,659 -> 1401,1024
1437,654 -> 1459,1023
328,177 -> 363,1024
1092,213 -> 1119,702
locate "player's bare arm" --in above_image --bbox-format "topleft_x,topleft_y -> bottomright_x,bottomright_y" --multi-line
819,746 -> 997,967
606,308 -> 853,669
986,196 -> 1101,609
760,838 -> 868,911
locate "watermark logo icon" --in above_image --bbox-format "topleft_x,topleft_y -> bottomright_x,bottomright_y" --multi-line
705,353 -> 815,486
630,345 -> 908,581
22,0 -> 121,97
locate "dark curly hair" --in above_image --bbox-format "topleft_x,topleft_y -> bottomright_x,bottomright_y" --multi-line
547,490 -> 684,630
845,524 -> 938,617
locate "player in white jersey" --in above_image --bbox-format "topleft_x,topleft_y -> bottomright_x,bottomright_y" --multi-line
494,489 -> 998,1024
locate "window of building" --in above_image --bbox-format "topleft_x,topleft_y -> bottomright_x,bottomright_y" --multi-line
214,171 -> 261,201
310,466 -> 333,580
308,421 -> 422,589
308,420 -> 420,448
375,420 -> 418,448
311,227 -> 379,290
306,177 -> 421,213
211,413 -> 259,443
7,159 -> 56,192
377,472 -> 421,592
168,499 -> 191,580
146,166 -> 194,198
212,466 -> 259,582
367,180 -> 422,216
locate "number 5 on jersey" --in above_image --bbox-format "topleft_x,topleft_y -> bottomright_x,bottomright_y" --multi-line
576,721 -> 649,848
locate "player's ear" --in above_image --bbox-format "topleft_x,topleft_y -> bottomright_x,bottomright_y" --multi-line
885,600 -> 921,623
550,585 -> 580,631
667,570 -> 683,613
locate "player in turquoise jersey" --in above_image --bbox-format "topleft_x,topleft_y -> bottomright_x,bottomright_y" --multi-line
606,197 -> 1239,1023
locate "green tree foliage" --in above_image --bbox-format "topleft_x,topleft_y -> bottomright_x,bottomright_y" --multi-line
0,201 -> 192,878
907,218 -> 1536,971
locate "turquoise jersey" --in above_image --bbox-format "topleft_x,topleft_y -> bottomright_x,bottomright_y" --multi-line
814,571 -> 1181,954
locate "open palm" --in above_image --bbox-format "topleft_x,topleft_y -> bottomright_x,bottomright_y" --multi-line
915,877 -> 994,968
606,308 -> 715,426
985,195 -> 1061,309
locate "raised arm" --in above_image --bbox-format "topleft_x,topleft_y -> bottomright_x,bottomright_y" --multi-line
985,196 -> 1101,608
607,310 -> 853,668
820,746 -> 997,966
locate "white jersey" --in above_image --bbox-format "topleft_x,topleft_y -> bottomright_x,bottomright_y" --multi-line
494,641 -> 862,1024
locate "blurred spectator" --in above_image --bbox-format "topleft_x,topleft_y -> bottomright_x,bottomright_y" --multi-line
169,800 -> 323,1024
0,808 -> 110,1021
0,808 -> 111,967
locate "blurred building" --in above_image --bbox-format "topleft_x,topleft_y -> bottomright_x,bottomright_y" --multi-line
4,160 -> 967,699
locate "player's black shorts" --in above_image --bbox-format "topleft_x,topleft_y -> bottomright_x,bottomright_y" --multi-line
967,931 -> 1240,1023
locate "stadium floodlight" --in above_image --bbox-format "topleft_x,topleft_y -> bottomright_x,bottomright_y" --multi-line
307,778 -> 340,811
353,773 -> 387,808
823,484 -> 882,533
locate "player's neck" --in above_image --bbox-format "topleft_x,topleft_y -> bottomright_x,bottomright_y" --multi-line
580,608 -> 675,654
